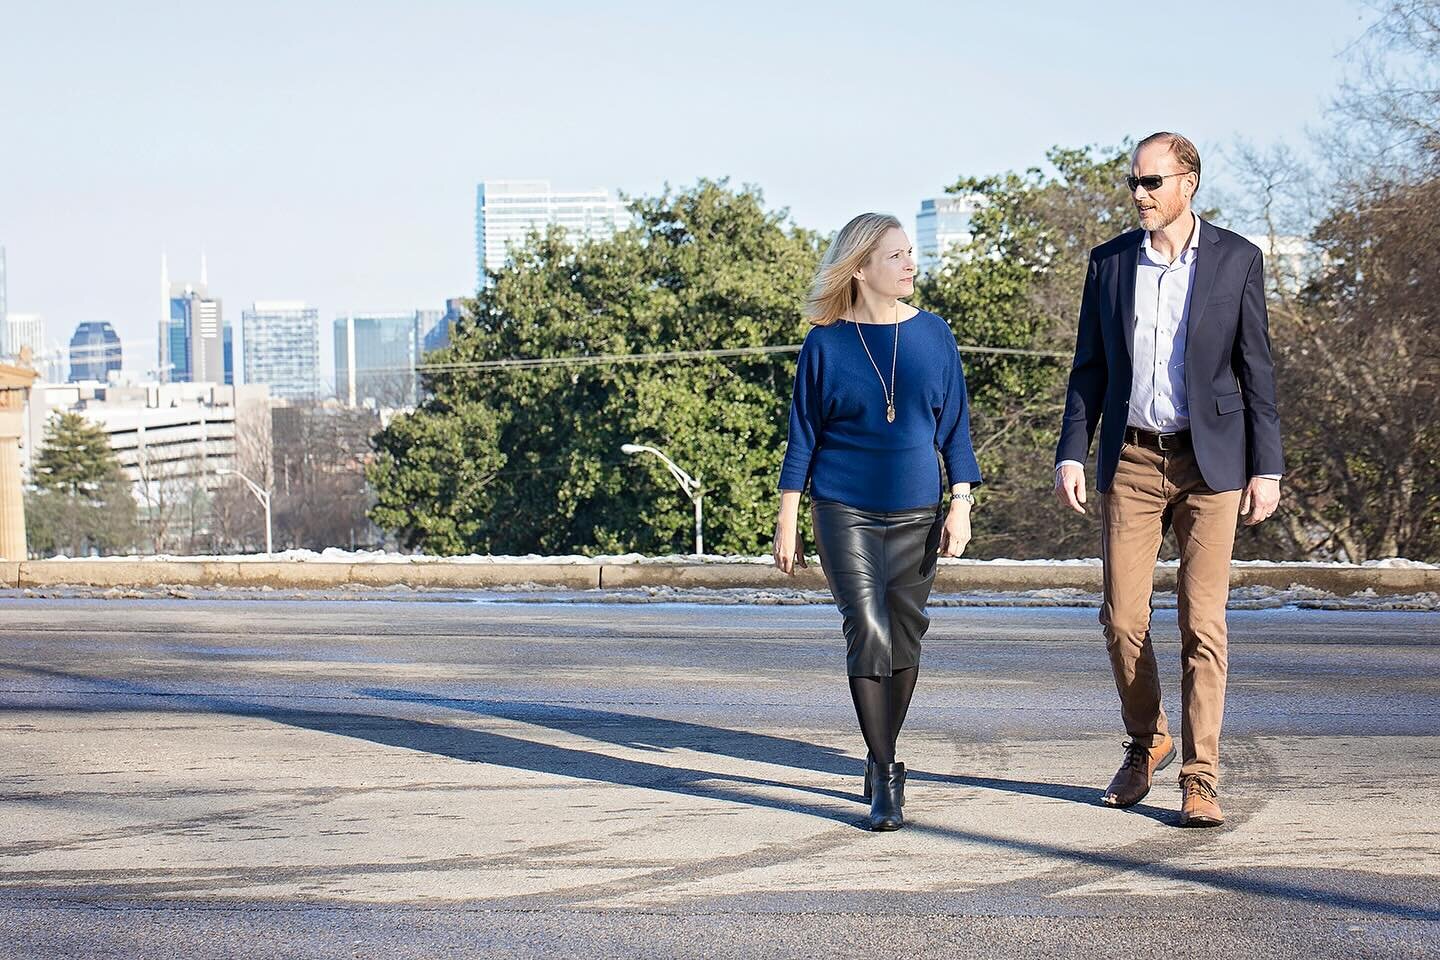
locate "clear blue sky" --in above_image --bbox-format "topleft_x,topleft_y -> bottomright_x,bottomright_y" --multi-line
0,0 -> 1371,390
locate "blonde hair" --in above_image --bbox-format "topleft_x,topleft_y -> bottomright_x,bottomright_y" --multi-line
805,213 -> 903,326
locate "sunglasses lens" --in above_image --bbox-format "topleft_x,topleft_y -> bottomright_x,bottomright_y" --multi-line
1128,176 -> 1164,191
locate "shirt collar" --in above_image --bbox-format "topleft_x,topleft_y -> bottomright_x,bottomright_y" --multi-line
1140,213 -> 1203,265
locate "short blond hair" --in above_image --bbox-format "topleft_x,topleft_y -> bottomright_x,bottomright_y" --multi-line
1136,131 -> 1202,194
805,213 -> 903,326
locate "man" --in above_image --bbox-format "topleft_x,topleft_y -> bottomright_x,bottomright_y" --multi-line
1054,132 -> 1284,827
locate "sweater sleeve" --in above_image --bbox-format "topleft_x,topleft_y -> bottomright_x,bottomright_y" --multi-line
936,333 -> 983,488
778,334 -> 822,492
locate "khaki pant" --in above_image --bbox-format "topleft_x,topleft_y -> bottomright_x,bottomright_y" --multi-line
1100,441 -> 1242,786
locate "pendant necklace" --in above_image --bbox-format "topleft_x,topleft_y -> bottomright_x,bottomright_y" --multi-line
854,302 -> 900,423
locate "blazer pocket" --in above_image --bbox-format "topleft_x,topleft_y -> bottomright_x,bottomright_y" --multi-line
1215,391 -> 1245,415
1207,295 -> 1236,309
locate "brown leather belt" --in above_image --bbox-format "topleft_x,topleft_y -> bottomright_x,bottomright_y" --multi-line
1125,427 -> 1192,451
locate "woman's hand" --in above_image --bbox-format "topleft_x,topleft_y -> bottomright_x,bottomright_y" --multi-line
772,493 -> 807,575
938,502 -> 972,558
772,515 -> 807,575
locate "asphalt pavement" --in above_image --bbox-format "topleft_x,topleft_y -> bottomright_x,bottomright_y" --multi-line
0,596 -> 1437,958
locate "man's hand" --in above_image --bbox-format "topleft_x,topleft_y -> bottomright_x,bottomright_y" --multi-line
1054,463 -> 1087,515
1239,476 -> 1281,526
939,503 -> 972,558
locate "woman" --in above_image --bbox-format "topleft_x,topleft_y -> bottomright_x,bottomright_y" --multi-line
773,213 -> 980,831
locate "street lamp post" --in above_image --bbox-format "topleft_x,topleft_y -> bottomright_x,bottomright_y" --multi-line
621,443 -> 703,556
219,468 -> 273,556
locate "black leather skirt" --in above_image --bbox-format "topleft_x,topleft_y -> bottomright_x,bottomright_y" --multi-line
811,500 -> 944,677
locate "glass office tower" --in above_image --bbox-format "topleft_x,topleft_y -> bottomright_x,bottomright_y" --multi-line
474,180 -> 628,289
68,321 -> 123,382
334,312 -> 421,409
241,301 -> 320,400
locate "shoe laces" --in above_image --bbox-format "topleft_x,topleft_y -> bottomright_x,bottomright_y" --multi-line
1182,777 -> 1218,801
1118,738 -> 1149,770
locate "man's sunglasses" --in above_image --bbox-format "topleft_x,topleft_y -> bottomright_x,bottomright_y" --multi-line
1126,172 -> 1192,192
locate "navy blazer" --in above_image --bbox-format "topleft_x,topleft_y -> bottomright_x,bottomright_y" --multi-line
1055,219 -> 1284,493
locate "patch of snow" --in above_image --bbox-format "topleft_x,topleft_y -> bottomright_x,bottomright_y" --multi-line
478,585 -> 1439,612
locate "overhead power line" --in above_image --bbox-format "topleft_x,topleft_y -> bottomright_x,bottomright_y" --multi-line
350,342 -> 1071,377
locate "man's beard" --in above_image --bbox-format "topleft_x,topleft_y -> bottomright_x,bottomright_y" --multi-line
1138,200 -> 1183,230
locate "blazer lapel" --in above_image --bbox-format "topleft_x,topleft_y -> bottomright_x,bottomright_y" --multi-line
1183,219 -> 1222,373
1115,233 -> 1140,363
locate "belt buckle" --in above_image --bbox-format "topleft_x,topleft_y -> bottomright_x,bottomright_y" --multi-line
1156,432 -> 1176,451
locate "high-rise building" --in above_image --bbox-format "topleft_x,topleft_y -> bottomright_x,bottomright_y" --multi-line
160,255 -> 232,385
0,245 -> 8,358
916,194 -> 982,275
475,180 -> 628,288
334,312 -> 421,409
415,308 -> 442,354
241,301 -> 320,401
6,313 -> 45,364
165,285 -> 228,384
68,322 -> 123,382
6,313 -> 63,380
423,298 -> 466,354
224,323 -> 234,386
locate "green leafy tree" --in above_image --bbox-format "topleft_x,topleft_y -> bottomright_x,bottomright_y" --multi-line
369,399 -> 505,555
369,180 -> 824,555
25,412 -> 139,557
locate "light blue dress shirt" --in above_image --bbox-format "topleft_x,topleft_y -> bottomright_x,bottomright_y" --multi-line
1128,215 -> 1202,432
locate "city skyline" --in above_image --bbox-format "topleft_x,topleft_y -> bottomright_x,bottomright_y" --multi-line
1,1 -> 1371,389
0,177 -> 1316,395
80,179 -> 1005,392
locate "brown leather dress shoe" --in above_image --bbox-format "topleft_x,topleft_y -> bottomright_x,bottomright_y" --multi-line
1179,776 -> 1225,827
1101,734 -> 1176,807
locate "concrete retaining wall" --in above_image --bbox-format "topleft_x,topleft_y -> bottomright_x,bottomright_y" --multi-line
4,559 -> 1436,595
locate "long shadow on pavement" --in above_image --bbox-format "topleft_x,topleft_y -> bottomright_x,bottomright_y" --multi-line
1,664 -> 866,829
359,687 -> 1170,821
4,664 -> 1436,920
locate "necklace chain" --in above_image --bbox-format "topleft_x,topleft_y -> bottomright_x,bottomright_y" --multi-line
853,302 -> 899,424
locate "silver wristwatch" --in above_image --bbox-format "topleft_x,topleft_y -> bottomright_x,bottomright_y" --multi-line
950,492 -> 976,507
